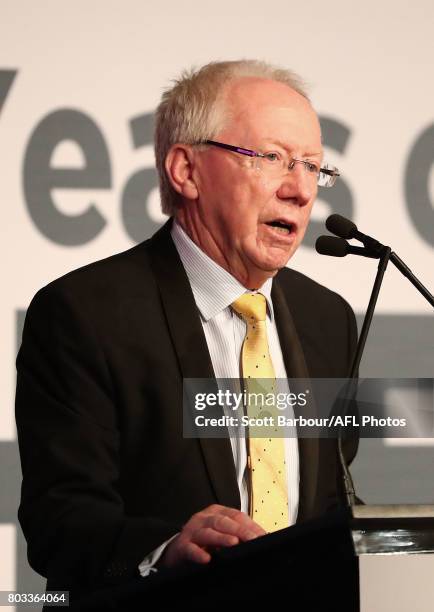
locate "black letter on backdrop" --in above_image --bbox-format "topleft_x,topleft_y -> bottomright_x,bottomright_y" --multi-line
0,70 -> 17,117
404,123 -> 434,248
121,112 -> 163,243
23,109 -> 111,245
304,117 -> 354,249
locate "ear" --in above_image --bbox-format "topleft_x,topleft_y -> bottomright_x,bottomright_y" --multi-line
165,145 -> 199,201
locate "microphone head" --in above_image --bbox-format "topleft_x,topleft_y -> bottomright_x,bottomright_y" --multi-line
315,235 -> 349,257
326,214 -> 357,239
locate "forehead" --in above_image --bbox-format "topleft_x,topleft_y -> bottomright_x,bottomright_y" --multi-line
220,77 -> 321,152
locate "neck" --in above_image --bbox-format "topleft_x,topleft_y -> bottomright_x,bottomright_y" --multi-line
174,213 -> 275,289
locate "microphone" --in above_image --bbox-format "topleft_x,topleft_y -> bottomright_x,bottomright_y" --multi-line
320,216 -> 434,307
325,214 -> 384,255
315,235 -> 378,259
315,235 -> 348,257
325,214 -> 357,239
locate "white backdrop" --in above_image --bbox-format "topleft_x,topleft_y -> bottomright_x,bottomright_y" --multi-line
1,1 -> 433,609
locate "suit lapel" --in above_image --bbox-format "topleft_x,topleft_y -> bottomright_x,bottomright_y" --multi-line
272,276 -> 320,523
147,220 -> 240,509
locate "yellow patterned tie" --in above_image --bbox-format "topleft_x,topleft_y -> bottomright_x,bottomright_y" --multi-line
231,293 -> 289,532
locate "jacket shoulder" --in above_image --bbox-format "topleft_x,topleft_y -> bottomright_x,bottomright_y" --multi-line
40,240 -> 153,300
31,220 -> 175,308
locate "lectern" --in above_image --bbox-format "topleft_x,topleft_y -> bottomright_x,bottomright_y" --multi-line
71,504 -> 434,611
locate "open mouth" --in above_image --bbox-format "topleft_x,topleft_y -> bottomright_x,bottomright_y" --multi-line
265,220 -> 294,235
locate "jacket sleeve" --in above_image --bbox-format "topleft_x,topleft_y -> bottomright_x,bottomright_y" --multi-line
15,283 -> 180,594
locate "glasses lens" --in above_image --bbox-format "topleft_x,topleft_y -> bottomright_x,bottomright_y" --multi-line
257,152 -> 287,177
318,164 -> 339,188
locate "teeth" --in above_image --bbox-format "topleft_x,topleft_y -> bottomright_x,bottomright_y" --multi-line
265,221 -> 293,234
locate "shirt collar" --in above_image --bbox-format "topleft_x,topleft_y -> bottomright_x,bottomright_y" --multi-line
171,220 -> 274,322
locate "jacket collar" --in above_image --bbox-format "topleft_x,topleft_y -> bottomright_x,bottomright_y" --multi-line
147,219 -> 240,509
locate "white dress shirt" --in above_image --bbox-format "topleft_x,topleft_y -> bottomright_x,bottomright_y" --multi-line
138,220 -> 299,575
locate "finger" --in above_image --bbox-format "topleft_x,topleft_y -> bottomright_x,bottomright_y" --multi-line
192,527 -> 239,548
190,505 -> 267,541
205,513 -> 261,542
205,513 -> 244,536
184,541 -> 212,564
228,510 -> 267,536
211,507 -> 267,537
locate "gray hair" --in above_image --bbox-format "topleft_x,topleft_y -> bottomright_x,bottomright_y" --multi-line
154,59 -> 309,216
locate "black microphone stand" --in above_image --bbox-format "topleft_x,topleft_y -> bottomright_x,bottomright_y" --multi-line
321,230 -> 433,508
338,245 -> 392,506
349,245 -> 392,380
390,251 -> 434,307
319,217 -> 434,566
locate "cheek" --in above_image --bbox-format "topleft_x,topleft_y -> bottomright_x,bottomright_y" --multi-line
248,178 -> 279,223
251,169 -> 278,193
199,162 -> 277,235
228,182 -> 270,229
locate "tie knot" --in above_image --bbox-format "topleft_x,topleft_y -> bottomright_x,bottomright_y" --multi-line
231,293 -> 267,322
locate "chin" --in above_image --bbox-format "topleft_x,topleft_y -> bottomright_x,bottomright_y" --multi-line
263,249 -> 295,270
243,245 -> 294,283
250,258 -> 289,281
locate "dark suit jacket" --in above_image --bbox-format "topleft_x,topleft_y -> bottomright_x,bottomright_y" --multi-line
15,219 -> 358,597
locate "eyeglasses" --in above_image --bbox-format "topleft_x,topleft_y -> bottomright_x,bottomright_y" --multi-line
202,140 -> 340,188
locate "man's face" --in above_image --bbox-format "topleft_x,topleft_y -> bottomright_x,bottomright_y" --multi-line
179,77 -> 322,288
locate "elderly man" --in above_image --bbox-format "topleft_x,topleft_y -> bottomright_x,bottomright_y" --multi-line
16,60 -> 357,597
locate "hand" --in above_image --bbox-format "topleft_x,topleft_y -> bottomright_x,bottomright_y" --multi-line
160,504 -> 266,568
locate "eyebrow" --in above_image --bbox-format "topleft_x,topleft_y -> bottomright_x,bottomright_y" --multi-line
265,138 -> 323,158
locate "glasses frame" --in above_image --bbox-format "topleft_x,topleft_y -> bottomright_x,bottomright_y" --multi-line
202,139 -> 340,187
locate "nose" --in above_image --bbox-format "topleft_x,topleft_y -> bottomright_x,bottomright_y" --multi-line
276,162 -> 315,206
